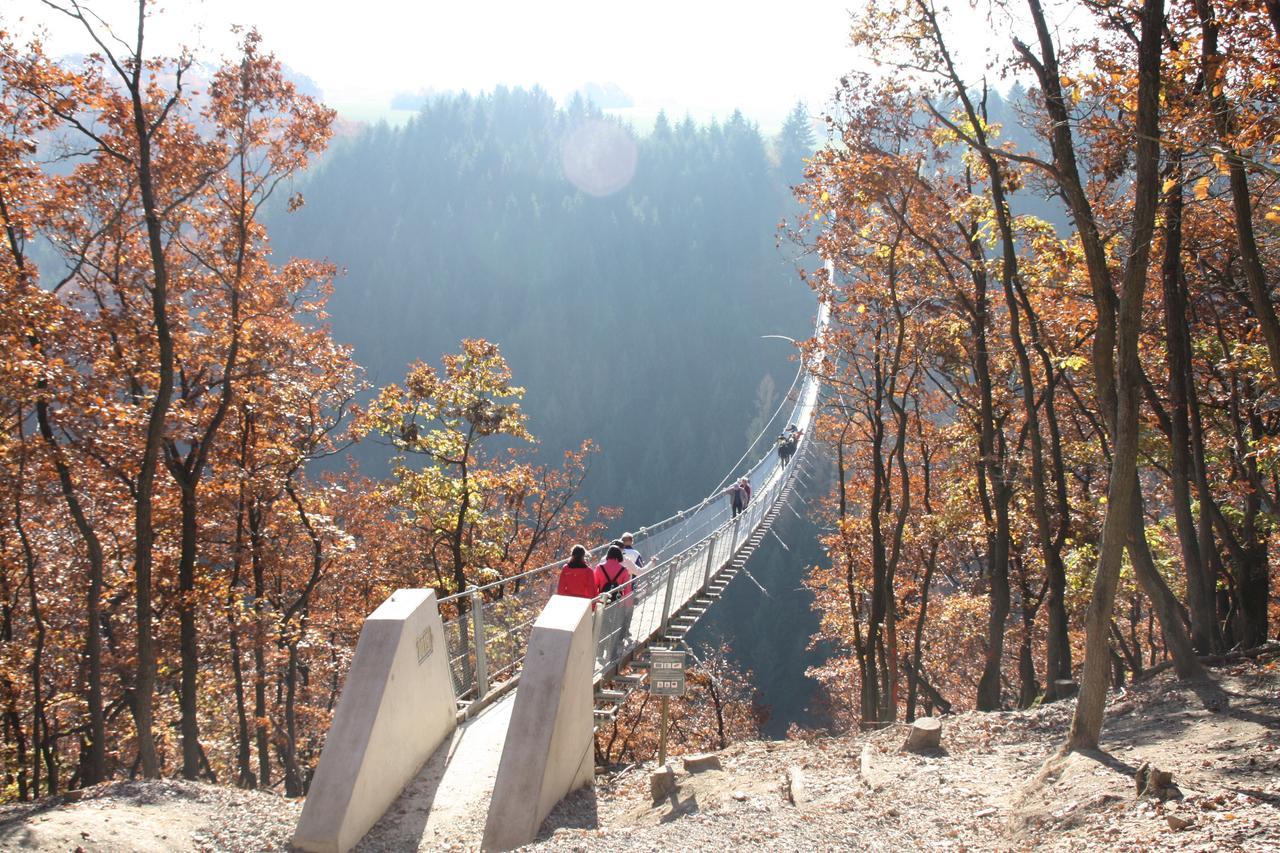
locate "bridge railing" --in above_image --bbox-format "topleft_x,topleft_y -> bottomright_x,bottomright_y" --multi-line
591,425 -> 802,674
439,424 -> 795,703
442,300 -> 828,705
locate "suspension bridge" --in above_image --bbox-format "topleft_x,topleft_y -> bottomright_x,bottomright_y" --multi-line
292,304 -> 828,852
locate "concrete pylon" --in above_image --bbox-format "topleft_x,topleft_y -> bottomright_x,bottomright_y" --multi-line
293,589 -> 457,853
481,595 -> 595,851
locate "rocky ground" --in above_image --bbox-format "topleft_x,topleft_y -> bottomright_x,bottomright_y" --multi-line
0,657 -> 1275,851
0,778 -> 301,852
531,659 -> 1280,852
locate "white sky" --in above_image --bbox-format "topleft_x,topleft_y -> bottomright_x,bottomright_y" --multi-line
9,1 -> 1044,128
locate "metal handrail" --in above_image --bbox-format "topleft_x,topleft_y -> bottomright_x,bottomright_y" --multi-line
443,298 -> 830,705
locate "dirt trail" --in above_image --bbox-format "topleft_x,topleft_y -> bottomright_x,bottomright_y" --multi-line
0,660 -> 1274,851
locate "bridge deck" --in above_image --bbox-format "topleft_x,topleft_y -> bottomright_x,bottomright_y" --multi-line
354,692 -> 516,851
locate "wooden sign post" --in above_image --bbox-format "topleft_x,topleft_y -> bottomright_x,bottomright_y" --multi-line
649,648 -> 686,766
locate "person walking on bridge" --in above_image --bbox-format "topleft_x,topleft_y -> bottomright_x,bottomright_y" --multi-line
724,480 -> 746,518
620,532 -> 645,570
619,532 -> 646,598
777,424 -> 803,466
556,544 -> 602,600
598,545 -> 634,657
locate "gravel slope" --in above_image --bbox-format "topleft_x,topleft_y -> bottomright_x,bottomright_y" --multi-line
1,659 -> 1275,851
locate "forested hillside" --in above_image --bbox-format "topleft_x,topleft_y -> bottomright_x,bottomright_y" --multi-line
269,89 -> 818,522
790,0 -> 1280,749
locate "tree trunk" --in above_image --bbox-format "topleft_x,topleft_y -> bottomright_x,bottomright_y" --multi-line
1126,482 -> 1203,679
130,45 -> 178,781
32,402 -> 104,785
1195,0 -> 1280,386
251,505 -> 270,788
15,463 -> 54,795
1067,0 -> 1166,752
282,641 -> 303,796
906,542 -> 937,721
177,481 -> 201,779
1158,160 -> 1217,653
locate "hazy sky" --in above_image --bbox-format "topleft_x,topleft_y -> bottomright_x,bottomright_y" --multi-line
12,1 -> 874,125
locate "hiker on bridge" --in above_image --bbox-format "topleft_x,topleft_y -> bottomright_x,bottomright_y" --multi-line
598,544 -> 634,655
777,424 -> 802,466
724,480 -> 745,517
619,532 -> 647,598
556,544 -> 603,600
620,531 -> 646,569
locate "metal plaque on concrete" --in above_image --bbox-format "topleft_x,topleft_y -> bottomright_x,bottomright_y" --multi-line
416,625 -> 434,664
649,649 -> 686,696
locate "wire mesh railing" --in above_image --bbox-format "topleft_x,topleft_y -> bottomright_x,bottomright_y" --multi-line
590,416 -> 814,675
442,303 -> 828,706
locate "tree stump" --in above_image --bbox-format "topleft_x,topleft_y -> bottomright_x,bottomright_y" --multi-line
902,717 -> 942,753
1135,761 -> 1176,800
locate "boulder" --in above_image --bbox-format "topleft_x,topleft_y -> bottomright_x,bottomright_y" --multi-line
650,764 -> 678,802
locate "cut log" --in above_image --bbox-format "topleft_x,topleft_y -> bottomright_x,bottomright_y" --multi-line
682,753 -> 722,774
902,717 -> 942,753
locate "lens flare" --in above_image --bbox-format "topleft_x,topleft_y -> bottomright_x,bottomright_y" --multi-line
560,119 -> 637,197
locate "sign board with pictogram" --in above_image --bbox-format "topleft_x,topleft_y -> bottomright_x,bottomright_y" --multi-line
649,649 -> 686,696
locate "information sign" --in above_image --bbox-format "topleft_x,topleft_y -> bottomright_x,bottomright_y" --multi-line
649,649 -> 686,696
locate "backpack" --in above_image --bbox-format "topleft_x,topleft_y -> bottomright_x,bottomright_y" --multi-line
600,562 -> 626,602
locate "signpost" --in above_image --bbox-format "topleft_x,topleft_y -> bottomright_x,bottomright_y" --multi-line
649,649 -> 686,765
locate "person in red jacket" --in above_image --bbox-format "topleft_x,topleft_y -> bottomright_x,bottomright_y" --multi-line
598,544 -> 634,656
556,544 -> 602,599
